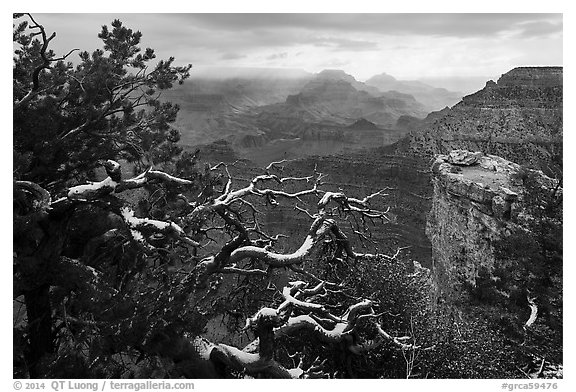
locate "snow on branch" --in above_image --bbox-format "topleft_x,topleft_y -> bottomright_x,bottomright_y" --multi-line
64,161 -> 200,250
67,160 -> 194,201
210,343 -> 293,378
190,165 -> 395,280
373,323 -> 420,351
178,271 -> 421,378
120,207 -> 199,247
63,159 -> 395,282
318,190 -> 390,220
188,166 -> 321,221
67,177 -> 119,201
524,295 -> 538,330
227,220 -> 328,268
273,298 -> 372,344
115,168 -> 194,192
238,276 -> 423,366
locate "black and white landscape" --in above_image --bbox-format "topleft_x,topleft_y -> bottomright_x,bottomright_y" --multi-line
13,13 -> 562,379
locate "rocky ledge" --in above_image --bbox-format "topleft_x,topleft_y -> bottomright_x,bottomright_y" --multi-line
431,150 -> 521,221
427,150 -> 560,298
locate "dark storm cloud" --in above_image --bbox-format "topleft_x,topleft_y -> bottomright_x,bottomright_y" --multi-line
33,13 -> 562,65
176,13 -> 562,38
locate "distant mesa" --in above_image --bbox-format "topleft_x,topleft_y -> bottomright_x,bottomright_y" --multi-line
364,72 -> 400,89
495,66 -> 562,88
460,66 -> 563,109
270,69 -> 429,130
164,66 -> 561,160
313,69 -> 381,96
347,118 -> 380,130
316,69 -> 357,82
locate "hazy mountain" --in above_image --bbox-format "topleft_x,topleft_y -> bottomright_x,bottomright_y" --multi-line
161,67 -> 430,147
159,69 -> 314,146
314,69 -> 382,96
254,71 -> 428,131
365,72 -> 463,112
346,118 -> 380,130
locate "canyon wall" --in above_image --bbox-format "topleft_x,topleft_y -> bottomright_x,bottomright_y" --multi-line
406,67 -> 563,174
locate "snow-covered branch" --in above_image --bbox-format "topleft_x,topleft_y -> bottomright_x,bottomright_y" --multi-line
209,343 -> 293,378
120,207 -> 199,247
524,295 -> 538,330
67,160 -> 193,201
115,168 -> 194,192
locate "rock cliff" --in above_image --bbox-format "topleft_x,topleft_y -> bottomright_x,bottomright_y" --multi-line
426,150 -> 562,333
423,150 -> 562,376
427,151 -> 523,297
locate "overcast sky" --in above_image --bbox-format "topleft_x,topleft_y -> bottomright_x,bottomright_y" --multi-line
27,13 -> 563,84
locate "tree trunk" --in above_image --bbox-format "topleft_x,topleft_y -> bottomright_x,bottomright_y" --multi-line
256,322 -> 276,361
24,284 -> 53,378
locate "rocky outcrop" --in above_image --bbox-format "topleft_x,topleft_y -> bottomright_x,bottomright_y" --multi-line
425,150 -> 562,374
426,150 -> 558,299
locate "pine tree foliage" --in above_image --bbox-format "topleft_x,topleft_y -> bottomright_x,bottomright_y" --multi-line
13,14 -> 191,193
